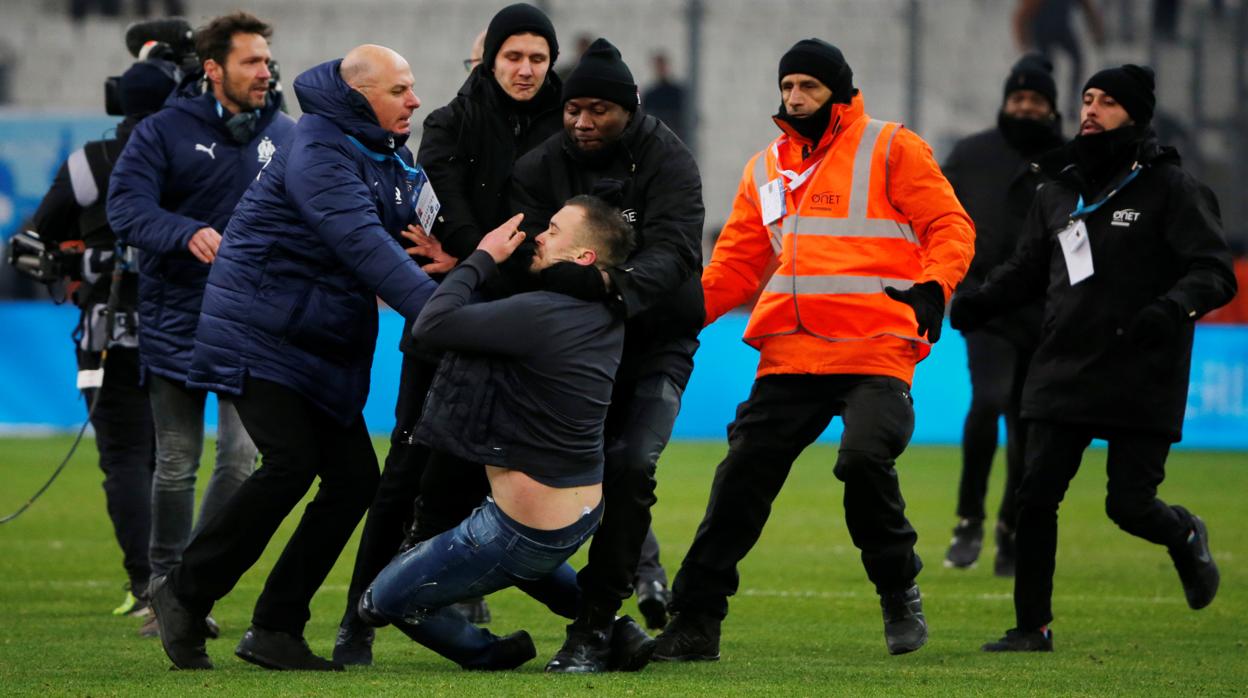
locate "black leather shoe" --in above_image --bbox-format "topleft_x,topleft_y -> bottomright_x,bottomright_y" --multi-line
1169,506 -> 1219,610
544,622 -> 612,673
149,575 -> 212,670
981,627 -> 1053,652
452,596 -> 491,625
944,518 -> 983,569
880,584 -> 927,655
653,611 -> 720,662
608,615 -> 655,671
203,615 -> 221,640
463,630 -> 536,671
635,580 -> 671,630
332,611 -> 375,667
235,626 -> 343,671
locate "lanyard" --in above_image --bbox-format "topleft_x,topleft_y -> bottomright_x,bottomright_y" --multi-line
771,137 -> 824,191
345,134 -> 419,183
1069,166 -> 1142,220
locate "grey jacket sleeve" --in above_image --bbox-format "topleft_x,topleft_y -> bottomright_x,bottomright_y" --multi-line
411,250 -> 548,356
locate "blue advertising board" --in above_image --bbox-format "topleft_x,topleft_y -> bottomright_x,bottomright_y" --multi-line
1,304 -> 1245,450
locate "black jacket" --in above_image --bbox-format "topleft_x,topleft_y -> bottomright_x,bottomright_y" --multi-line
943,126 -> 1051,347
412,251 -> 623,487
416,67 -> 564,261
968,133 -> 1237,439
404,68 -> 563,355
32,125 -> 137,309
511,112 -> 706,345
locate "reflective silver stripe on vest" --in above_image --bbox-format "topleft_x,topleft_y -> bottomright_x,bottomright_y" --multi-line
753,150 -> 783,253
847,120 -> 886,219
67,147 -> 98,208
765,274 -> 915,295
781,216 -> 914,239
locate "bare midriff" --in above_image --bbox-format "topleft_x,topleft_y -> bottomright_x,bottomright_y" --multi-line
485,465 -> 602,530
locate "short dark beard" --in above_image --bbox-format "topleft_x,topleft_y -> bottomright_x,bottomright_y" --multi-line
220,67 -> 264,112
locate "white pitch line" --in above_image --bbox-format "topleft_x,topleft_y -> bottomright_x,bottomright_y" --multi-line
7,579 -> 1186,605
738,589 -> 1188,606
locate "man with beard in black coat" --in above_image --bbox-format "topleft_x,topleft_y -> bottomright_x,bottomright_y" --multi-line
951,64 -> 1237,652
333,3 -> 565,665
941,54 -> 1064,576
510,37 -> 705,673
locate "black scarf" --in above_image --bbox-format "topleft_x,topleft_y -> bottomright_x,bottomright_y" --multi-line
997,111 -> 1063,156
1073,124 -> 1147,197
774,96 -> 836,146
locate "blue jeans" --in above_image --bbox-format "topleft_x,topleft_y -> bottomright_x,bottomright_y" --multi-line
367,497 -> 601,668
147,375 -> 257,583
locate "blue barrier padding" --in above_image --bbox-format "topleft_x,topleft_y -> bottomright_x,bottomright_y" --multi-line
1,302 -> 1245,449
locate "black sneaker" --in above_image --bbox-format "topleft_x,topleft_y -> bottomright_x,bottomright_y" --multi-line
1169,506 -> 1219,610
880,584 -> 927,655
235,625 -> 343,671
653,612 -> 720,662
608,615 -> 656,671
452,596 -> 491,625
944,518 -> 983,569
149,575 -> 212,670
981,627 -> 1053,652
636,580 -> 671,630
332,611 -> 375,667
463,630 -> 536,671
993,521 -> 1016,578
544,622 -> 612,673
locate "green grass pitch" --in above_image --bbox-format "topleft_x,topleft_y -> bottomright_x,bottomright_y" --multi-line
1,436 -> 1244,696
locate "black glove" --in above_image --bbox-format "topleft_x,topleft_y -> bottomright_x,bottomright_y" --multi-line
884,280 -> 945,343
540,261 -> 608,302
1127,298 -> 1185,350
948,291 -> 994,332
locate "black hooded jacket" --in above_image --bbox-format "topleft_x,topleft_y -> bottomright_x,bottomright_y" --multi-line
965,131 -> 1237,440
943,119 -> 1060,347
416,66 -> 564,261
510,112 -> 706,345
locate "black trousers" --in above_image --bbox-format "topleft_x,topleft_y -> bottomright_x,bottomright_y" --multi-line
1014,420 -> 1188,630
82,347 -> 154,592
169,378 -> 380,636
671,374 -> 921,621
957,330 -> 1030,526
340,351 -> 437,627
571,337 -> 695,625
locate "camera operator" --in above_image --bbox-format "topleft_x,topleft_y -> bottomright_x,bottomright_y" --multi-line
22,57 -> 179,622
106,11 -> 295,637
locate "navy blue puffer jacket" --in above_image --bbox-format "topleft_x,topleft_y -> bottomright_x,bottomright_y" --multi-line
186,59 -> 438,424
107,80 -> 295,383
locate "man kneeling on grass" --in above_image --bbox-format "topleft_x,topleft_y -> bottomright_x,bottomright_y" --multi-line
358,196 -> 637,670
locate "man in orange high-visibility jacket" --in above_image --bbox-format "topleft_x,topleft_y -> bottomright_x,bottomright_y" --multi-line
654,39 -> 974,661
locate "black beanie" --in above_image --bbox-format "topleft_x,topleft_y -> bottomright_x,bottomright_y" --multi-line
1003,53 -> 1057,108
777,38 -> 854,104
1083,64 -> 1156,124
561,38 -> 638,111
482,3 -> 559,72
120,59 -> 178,118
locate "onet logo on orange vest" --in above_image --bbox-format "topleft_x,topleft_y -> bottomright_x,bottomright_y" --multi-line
809,191 -> 842,209
745,117 -> 928,363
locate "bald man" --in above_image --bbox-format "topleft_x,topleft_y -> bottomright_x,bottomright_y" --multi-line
149,45 -> 438,672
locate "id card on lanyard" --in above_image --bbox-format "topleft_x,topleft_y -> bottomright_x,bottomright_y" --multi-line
759,138 -> 824,226
1059,165 -> 1142,285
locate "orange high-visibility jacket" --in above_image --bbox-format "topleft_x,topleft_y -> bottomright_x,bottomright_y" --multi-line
703,93 -> 975,384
